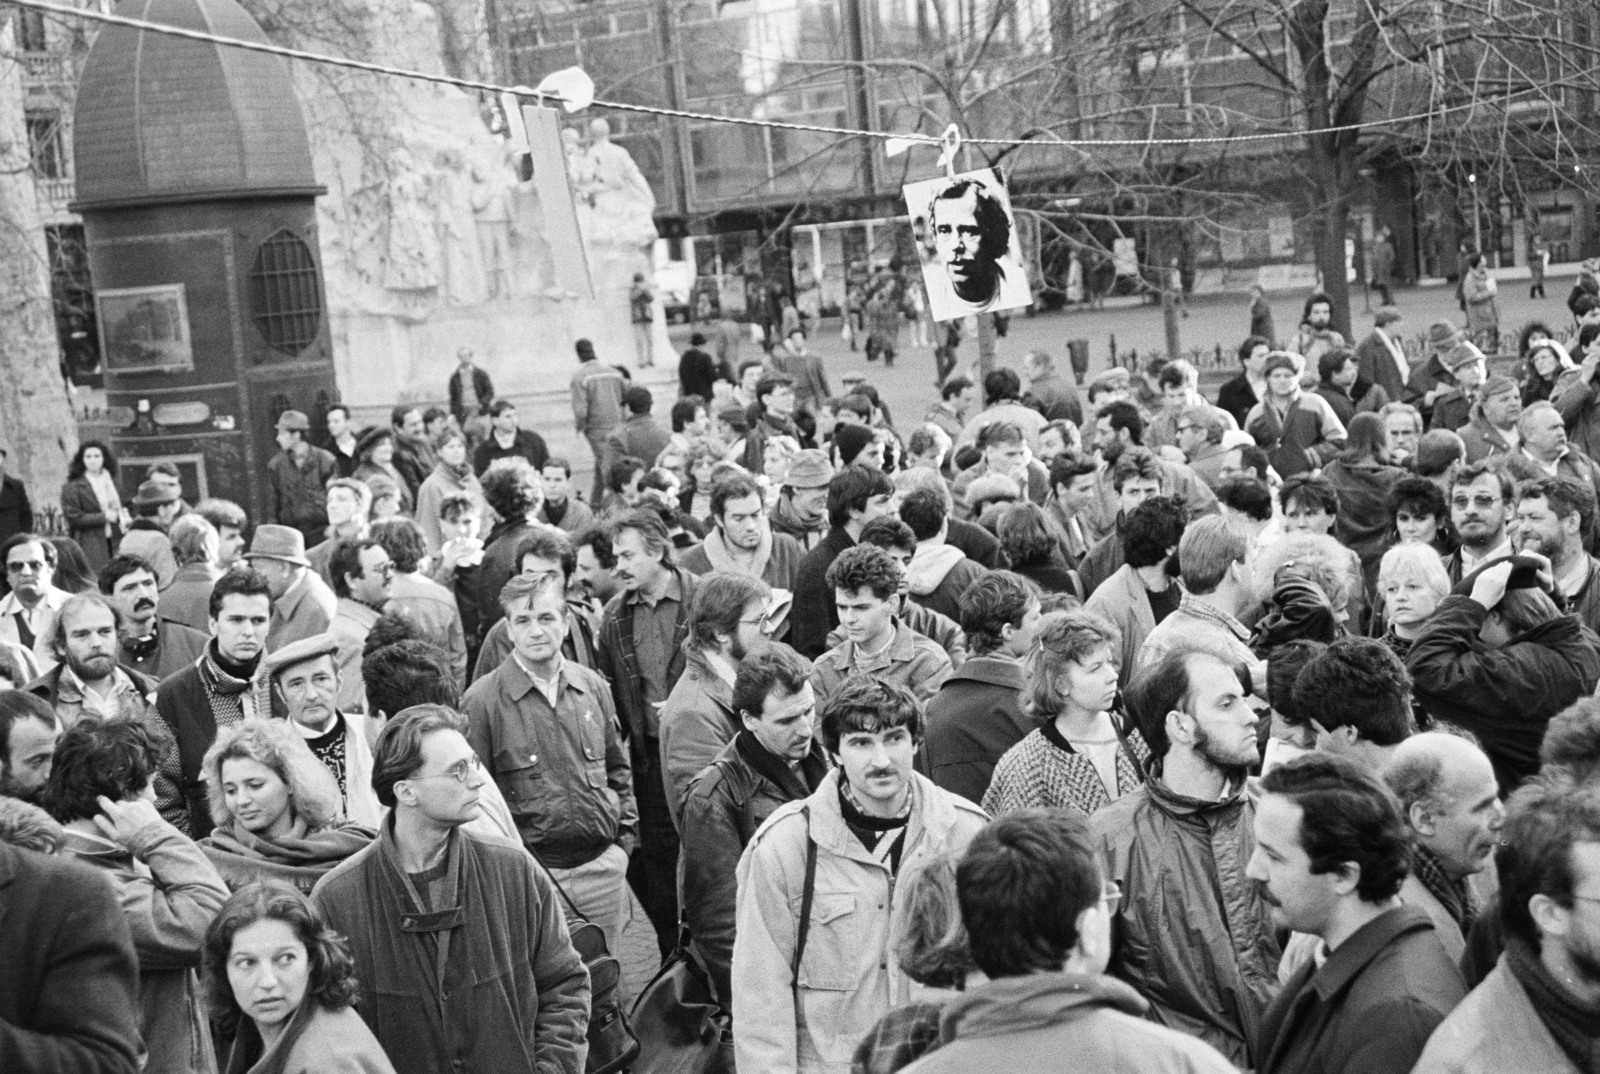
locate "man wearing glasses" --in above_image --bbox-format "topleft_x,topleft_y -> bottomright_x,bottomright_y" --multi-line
312,703 -> 592,1074
0,533 -> 70,671
462,573 -> 637,954
328,538 -> 396,715
1444,462 -> 1514,583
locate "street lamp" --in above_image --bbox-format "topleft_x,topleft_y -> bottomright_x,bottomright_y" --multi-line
1468,172 -> 1482,255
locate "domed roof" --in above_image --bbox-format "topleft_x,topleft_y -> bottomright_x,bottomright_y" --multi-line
72,0 -> 321,210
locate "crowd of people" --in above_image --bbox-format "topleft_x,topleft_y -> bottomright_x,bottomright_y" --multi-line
4,281 -> 1600,1074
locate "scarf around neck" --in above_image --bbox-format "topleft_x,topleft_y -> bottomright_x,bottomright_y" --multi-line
1505,934 -> 1600,1073
199,642 -> 267,729
1412,845 -> 1477,935
701,525 -> 772,580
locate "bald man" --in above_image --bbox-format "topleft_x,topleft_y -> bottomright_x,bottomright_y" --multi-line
1382,733 -> 1505,962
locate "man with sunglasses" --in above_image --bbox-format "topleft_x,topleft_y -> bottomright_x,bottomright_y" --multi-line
329,538 -> 395,715
0,533 -> 69,671
312,703 -> 592,1074
462,573 -> 638,955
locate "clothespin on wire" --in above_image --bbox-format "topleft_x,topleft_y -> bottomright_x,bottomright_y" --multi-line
936,124 -> 962,179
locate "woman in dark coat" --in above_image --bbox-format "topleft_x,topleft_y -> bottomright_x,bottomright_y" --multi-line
58,440 -> 128,572
995,503 -> 1082,598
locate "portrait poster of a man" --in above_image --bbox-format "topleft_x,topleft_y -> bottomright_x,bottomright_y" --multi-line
905,168 -> 1033,321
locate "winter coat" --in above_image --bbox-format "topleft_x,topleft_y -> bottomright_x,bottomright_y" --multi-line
26,661 -> 159,727
1551,367 -> 1600,462
1356,329 -> 1411,404
224,1000 -> 397,1074
159,563 -> 223,633
810,619 -> 952,708
60,474 -> 120,569
1314,380 -> 1388,429
447,364 -> 494,426
1411,957 -> 1581,1074
659,648 -> 739,828
606,414 -> 673,469
267,570 -> 337,653
1216,373 -> 1262,429
680,732 -> 829,1007
122,619 -> 209,683
1246,390 -> 1348,477
59,820 -> 230,1074
0,841 -> 142,1074
571,360 -> 626,436
387,573 -> 467,689
897,972 -> 1238,1074
1255,906 -> 1464,1074
201,818 -> 377,895
1429,387 -> 1475,433
1323,456 -> 1408,593
462,654 -> 638,866
415,463 -> 485,555
1404,354 -> 1459,424
824,601 -> 969,670
919,655 -> 1028,805
904,544 -> 986,623
1406,595 -> 1600,793
0,473 -> 32,546
1024,371 -> 1084,424
1085,563 -> 1160,688
1463,270 -> 1500,335
310,820 -> 591,1074
732,770 -> 988,1074
1089,775 -> 1283,1068
984,721 -> 1149,818
791,527 -> 856,658
1458,410 -> 1516,464
266,447 -> 338,539
472,428 -> 549,478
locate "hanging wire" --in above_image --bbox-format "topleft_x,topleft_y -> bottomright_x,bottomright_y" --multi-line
3,0 -> 1559,150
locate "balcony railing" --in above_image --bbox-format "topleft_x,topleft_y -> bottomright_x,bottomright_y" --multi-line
38,177 -> 75,207
19,51 -> 70,85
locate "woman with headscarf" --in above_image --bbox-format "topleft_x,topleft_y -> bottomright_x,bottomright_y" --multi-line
198,719 -> 376,894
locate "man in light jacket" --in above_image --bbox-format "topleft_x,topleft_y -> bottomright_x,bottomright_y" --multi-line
732,676 -> 988,1074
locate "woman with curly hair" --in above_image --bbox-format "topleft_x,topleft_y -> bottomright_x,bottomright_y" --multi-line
199,720 -> 375,893
59,439 -> 131,570
204,881 -> 396,1072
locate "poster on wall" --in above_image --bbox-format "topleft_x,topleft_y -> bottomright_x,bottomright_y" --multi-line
904,168 -> 1033,321
1112,237 -> 1139,278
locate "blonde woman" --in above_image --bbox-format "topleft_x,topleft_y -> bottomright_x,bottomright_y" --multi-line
1376,542 -> 1452,658
199,719 -> 375,893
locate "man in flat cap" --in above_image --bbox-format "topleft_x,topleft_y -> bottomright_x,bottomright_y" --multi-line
118,479 -> 181,588
266,409 -> 339,547
262,633 -> 382,828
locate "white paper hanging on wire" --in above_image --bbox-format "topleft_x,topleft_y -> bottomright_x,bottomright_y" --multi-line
905,168 -> 1033,322
520,103 -> 595,300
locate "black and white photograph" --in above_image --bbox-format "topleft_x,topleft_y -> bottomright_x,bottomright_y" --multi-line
905,168 -> 1033,321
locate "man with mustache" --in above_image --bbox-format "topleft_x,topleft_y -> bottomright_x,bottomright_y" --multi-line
25,593 -> 158,727
1248,753 -> 1465,1074
1089,648 -> 1282,1068
98,554 -> 207,682
1443,462 -> 1513,583
1384,733 -> 1505,964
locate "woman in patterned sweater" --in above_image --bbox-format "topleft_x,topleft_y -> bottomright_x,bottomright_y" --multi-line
984,610 -> 1150,817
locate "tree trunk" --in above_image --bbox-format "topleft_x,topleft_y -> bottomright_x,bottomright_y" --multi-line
977,312 -> 997,378
1162,286 -> 1182,361
0,24 -> 77,521
1309,144 -> 1355,341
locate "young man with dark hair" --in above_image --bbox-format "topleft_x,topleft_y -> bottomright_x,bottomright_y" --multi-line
27,593 -> 159,727
679,645 -> 829,1008
1150,359 -> 1237,450
595,508 -> 701,957
1413,782 -> 1600,1073
898,487 -> 987,623
843,516 -> 969,667
373,517 -> 468,688
97,553 -> 207,681
812,544 -> 952,707
1292,636 -> 1414,770
152,567 -> 274,835
1383,732 -> 1504,963
658,571 -> 773,825
1281,472 -> 1340,537
925,374 -> 977,445
680,471 -> 805,596
328,537 -> 395,715
732,674 -> 988,1074
1091,648 -> 1280,1068
955,367 -> 1049,456
462,575 -> 638,954
45,716 -> 230,1074
0,689 -> 58,802
1216,476 -> 1274,539
475,460 -> 546,631
921,570 -> 1042,803
1218,335 -> 1273,427
312,705 -> 591,1074
606,385 -> 671,470
536,456 -> 593,533
951,420 -> 1049,516
1078,446 -> 1164,596
910,808 -> 1238,1074
1084,494 -> 1186,687
1408,557 -> 1600,793
1314,346 -> 1389,427
1047,451 -> 1101,566
1249,752 -> 1465,1074
790,465 -> 895,658
474,397 -> 550,477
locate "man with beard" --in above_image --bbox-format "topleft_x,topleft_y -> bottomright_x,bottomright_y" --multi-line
152,569 -> 274,836
596,509 -> 701,957
659,572 -> 773,825
1412,781 -> 1600,1074
1249,753 -> 1464,1074
1288,292 -> 1347,368
97,555 -> 206,682
1444,462 -> 1514,582
1384,733 -> 1505,963
262,633 -> 383,828
0,689 -> 58,802
1090,649 -> 1282,1068
769,449 -> 834,551
26,594 -> 158,727
1512,477 -> 1600,632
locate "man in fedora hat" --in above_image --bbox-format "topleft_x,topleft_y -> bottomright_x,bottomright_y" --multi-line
266,409 -> 339,547
1404,320 -> 1468,425
118,479 -> 181,589
261,632 -> 383,828
1427,343 -> 1490,434
769,448 -> 834,551
245,524 -> 337,651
